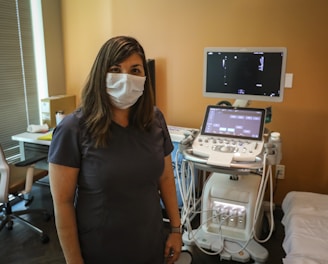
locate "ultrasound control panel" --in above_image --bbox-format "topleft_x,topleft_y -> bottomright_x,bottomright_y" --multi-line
190,106 -> 266,167
192,134 -> 264,164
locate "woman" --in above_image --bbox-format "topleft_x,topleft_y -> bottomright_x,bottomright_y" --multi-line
48,36 -> 182,264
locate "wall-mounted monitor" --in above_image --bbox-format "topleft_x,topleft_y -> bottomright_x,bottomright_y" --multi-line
203,47 -> 287,106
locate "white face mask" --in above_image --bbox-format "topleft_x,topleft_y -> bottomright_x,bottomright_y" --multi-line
106,73 -> 146,109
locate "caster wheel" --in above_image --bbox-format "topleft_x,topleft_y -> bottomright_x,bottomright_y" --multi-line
40,234 -> 49,243
6,220 -> 13,230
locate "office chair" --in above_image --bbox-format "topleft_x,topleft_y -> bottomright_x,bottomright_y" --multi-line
0,144 -> 50,243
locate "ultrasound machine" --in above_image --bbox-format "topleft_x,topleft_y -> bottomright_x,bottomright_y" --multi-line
171,46 -> 287,264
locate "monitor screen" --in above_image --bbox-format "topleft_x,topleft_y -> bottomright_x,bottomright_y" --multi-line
203,47 -> 287,105
201,105 -> 266,141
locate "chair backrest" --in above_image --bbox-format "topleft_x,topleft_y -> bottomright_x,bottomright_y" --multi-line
0,144 -> 10,203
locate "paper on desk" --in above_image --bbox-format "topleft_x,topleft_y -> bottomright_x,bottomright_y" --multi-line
37,131 -> 53,141
27,124 -> 49,133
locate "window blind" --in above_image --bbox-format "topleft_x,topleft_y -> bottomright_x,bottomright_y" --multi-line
0,0 -> 40,160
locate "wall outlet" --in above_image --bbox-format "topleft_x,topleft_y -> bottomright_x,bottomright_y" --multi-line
276,164 -> 285,179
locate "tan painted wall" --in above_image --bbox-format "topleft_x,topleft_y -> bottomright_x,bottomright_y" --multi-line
42,0 -> 66,96
61,0 -> 328,205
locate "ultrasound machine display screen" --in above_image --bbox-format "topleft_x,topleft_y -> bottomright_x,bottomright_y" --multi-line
201,106 -> 265,141
203,47 -> 287,104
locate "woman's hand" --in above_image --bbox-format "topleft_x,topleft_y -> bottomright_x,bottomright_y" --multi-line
164,233 -> 183,264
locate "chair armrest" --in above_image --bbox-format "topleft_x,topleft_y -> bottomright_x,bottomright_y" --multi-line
15,154 -> 48,167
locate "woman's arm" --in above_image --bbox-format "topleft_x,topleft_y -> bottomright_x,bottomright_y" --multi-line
158,155 -> 182,264
49,163 -> 84,264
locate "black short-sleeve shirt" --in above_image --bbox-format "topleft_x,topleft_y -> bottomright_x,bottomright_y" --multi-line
48,107 -> 174,264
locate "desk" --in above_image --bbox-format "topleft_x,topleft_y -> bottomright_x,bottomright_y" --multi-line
12,127 -> 199,195
12,132 -> 51,160
12,127 -> 191,160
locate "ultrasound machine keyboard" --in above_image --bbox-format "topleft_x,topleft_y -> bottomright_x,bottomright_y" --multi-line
192,135 -> 264,167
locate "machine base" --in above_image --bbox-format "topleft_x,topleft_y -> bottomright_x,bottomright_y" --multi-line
182,229 -> 268,263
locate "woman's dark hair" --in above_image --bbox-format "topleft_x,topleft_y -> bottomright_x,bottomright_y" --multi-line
81,36 -> 154,147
